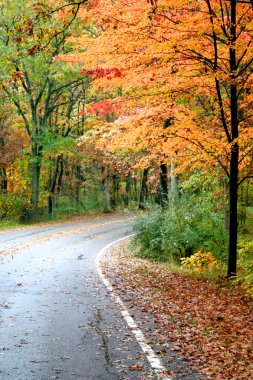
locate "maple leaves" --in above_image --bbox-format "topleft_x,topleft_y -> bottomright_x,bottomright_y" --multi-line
84,99 -> 122,118
72,0 -> 253,174
69,0 -> 253,274
81,67 -> 123,80
102,243 -> 253,380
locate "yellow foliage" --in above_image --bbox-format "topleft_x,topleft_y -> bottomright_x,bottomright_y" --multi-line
238,241 -> 253,259
181,252 -> 217,275
6,160 -> 29,196
236,274 -> 253,300
236,241 -> 253,299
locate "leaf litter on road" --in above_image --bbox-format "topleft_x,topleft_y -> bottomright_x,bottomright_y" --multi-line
101,242 -> 253,380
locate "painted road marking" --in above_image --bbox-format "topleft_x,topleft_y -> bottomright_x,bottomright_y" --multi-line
96,235 -> 172,380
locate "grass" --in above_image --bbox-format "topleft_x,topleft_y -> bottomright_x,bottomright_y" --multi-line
0,220 -> 23,229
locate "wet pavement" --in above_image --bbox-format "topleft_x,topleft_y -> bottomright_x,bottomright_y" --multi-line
0,216 -> 158,380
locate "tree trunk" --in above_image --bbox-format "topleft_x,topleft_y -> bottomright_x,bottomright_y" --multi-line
47,155 -> 62,216
57,156 -> 64,195
139,168 -> 149,210
0,168 -> 7,192
31,145 -> 41,220
169,163 -> 178,210
227,0 -> 238,277
239,185 -> 246,227
104,174 -> 111,213
160,163 -> 168,208
75,165 -> 82,205
48,195 -> 53,216
228,144 -> 238,277
111,174 -> 119,209
124,173 -> 131,208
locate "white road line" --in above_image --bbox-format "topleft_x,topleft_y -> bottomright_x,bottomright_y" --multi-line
96,235 -> 172,380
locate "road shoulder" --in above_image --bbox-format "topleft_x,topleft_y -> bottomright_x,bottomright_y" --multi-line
100,240 -> 253,380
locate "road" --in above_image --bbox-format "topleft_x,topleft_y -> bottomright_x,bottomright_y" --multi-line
0,215 -> 158,380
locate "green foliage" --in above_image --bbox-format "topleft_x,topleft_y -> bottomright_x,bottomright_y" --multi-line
236,241 -> 253,299
0,193 -> 31,221
0,0 -> 90,219
43,133 -> 78,157
238,241 -> 253,271
52,187 -> 106,218
133,177 -> 228,263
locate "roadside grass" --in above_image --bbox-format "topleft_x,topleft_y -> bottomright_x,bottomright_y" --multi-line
0,220 -> 23,229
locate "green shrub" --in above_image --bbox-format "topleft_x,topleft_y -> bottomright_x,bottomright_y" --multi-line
133,206 -> 166,261
0,193 -> 31,222
133,195 -> 228,263
236,241 -> 253,299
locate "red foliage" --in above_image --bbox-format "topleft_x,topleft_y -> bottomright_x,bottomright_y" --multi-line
85,99 -> 122,118
81,67 -> 123,80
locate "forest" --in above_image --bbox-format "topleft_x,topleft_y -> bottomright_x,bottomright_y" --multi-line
0,0 -> 252,288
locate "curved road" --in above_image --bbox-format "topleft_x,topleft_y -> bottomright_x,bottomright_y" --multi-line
0,215 -> 157,380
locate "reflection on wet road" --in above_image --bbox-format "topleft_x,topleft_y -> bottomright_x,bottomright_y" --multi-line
0,216 -> 157,380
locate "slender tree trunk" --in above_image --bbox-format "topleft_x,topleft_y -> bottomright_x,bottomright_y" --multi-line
0,168 -> 7,192
228,144 -> 238,276
124,173 -> 131,208
160,164 -> 168,208
223,179 -> 230,231
104,174 -> 111,213
239,186 -> 246,227
133,176 -> 138,202
111,174 -> 120,209
47,155 -> 62,216
139,168 -> 149,210
31,146 -> 41,220
75,165 -> 82,205
169,163 -> 178,210
48,196 -> 53,216
57,156 -> 64,195
228,0 -> 238,277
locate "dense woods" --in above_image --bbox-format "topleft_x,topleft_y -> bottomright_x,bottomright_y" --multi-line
0,0 -> 252,283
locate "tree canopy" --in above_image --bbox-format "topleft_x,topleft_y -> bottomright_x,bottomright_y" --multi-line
0,0 -> 252,277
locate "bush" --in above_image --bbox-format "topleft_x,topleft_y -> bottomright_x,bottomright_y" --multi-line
133,206 -> 166,261
133,194 -> 228,263
181,252 -> 218,275
236,241 -> 253,299
0,193 -> 31,221
237,241 -> 253,272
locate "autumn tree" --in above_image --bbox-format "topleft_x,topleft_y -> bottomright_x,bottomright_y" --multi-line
0,0 -> 89,219
72,0 -> 253,276
146,0 -> 253,276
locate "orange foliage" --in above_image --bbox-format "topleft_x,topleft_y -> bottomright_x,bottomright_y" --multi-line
68,0 -> 253,180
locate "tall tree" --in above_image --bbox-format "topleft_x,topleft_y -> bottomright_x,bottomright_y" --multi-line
73,0 -> 253,276
148,0 -> 253,276
0,0 -> 88,219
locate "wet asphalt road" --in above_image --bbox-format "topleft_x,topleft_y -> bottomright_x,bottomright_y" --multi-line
0,215 -> 157,380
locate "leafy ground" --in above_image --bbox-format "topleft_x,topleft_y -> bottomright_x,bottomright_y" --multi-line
101,242 -> 253,380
